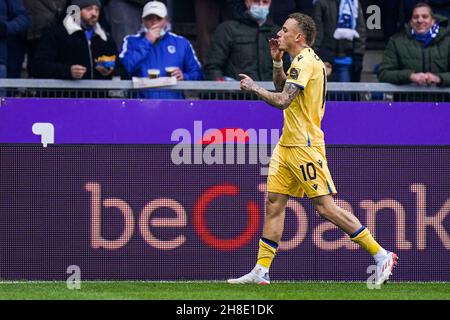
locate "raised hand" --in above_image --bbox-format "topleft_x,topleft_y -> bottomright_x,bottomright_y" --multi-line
146,24 -> 163,44
239,73 -> 256,92
268,38 -> 283,62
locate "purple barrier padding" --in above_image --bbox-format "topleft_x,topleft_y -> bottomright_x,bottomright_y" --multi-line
1,145 -> 449,281
0,99 -> 280,145
322,101 -> 450,145
0,99 -> 449,145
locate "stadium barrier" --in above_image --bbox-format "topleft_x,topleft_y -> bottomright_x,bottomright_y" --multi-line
0,98 -> 449,281
0,79 -> 449,101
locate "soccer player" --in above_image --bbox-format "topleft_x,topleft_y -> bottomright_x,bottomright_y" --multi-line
227,13 -> 398,285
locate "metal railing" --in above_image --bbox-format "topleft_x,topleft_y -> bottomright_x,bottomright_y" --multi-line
0,79 -> 449,102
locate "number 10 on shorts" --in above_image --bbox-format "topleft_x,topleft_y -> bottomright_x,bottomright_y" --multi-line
300,163 -> 317,181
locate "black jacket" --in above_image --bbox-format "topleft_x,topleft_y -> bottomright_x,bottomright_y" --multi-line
23,0 -> 67,40
204,13 -> 282,81
31,16 -> 118,79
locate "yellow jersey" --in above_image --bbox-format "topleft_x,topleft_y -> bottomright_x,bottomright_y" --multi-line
279,47 -> 327,147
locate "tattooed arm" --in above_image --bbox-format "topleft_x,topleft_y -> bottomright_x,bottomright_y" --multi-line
239,73 -> 300,110
273,64 -> 287,92
269,38 -> 286,92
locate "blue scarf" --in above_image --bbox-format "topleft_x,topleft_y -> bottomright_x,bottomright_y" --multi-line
337,0 -> 358,30
412,22 -> 439,48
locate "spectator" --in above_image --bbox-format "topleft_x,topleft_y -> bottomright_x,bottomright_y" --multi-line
313,0 -> 366,82
119,1 -> 203,99
104,0 -> 148,49
378,3 -> 450,87
194,0 -> 246,64
374,0 -> 449,44
7,0 -> 67,79
270,0 -> 314,27
0,0 -> 29,79
204,0 -> 286,81
31,0 -> 119,80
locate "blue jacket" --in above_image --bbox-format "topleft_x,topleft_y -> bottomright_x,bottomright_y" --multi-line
120,31 -> 203,99
0,0 -> 29,65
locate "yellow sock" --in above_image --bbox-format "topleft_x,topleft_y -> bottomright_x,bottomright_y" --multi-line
257,238 -> 278,269
350,227 -> 381,256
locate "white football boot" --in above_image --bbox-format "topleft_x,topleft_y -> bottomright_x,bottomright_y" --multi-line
227,266 -> 270,285
375,252 -> 399,286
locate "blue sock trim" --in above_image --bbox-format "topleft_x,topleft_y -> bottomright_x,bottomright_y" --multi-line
261,237 -> 279,249
350,226 -> 366,239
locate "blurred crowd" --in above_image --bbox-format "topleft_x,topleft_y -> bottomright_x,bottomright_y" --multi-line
0,0 -> 449,93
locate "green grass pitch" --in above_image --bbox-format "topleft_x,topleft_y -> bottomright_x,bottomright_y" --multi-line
0,282 -> 449,300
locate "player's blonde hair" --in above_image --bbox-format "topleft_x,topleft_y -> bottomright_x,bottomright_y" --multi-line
288,13 -> 317,47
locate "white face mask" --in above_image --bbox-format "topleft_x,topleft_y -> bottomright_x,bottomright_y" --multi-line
249,5 -> 270,21
159,24 -> 168,37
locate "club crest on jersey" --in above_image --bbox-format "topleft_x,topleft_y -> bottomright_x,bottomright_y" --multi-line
289,68 -> 300,80
168,45 -> 176,54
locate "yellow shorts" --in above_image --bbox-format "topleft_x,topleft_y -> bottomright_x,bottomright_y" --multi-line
267,144 -> 337,199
